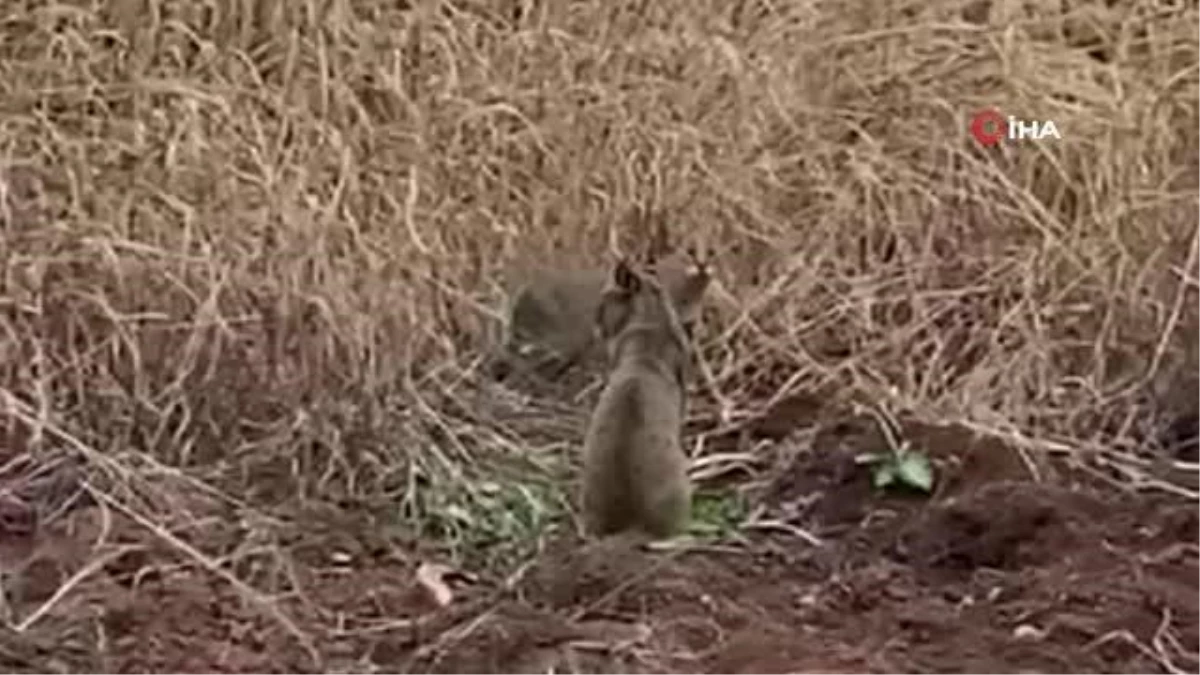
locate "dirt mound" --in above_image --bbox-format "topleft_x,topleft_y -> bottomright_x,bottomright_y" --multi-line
895,480 -> 1098,574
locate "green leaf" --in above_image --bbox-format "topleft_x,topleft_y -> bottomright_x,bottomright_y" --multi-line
688,489 -> 748,538
896,452 -> 934,492
872,463 -> 896,489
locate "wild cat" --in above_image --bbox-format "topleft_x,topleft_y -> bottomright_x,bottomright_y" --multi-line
490,250 -> 709,383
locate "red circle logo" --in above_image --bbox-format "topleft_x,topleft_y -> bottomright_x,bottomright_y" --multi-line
970,109 -> 1006,146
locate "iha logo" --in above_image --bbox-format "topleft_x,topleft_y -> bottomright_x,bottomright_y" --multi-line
969,109 -> 1062,146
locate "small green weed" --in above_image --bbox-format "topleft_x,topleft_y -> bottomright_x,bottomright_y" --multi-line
857,446 -> 934,492
405,466 -> 567,569
853,403 -> 936,494
687,487 -> 749,539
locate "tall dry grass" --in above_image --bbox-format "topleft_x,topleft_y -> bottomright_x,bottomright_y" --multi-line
0,0 -> 1196,547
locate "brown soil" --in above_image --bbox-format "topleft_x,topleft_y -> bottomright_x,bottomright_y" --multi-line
1,414 -> 1195,674
4,410 -> 1195,672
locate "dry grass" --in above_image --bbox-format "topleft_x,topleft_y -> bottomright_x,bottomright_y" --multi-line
0,0 -> 1196,670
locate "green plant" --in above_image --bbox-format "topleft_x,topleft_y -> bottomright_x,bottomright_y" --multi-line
857,445 -> 934,492
406,464 -> 567,569
853,404 -> 936,494
686,487 -> 749,539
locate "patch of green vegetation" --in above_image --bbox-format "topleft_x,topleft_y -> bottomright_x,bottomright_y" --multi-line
404,465 -> 569,570
857,446 -> 934,492
853,403 -> 936,494
687,487 -> 750,539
